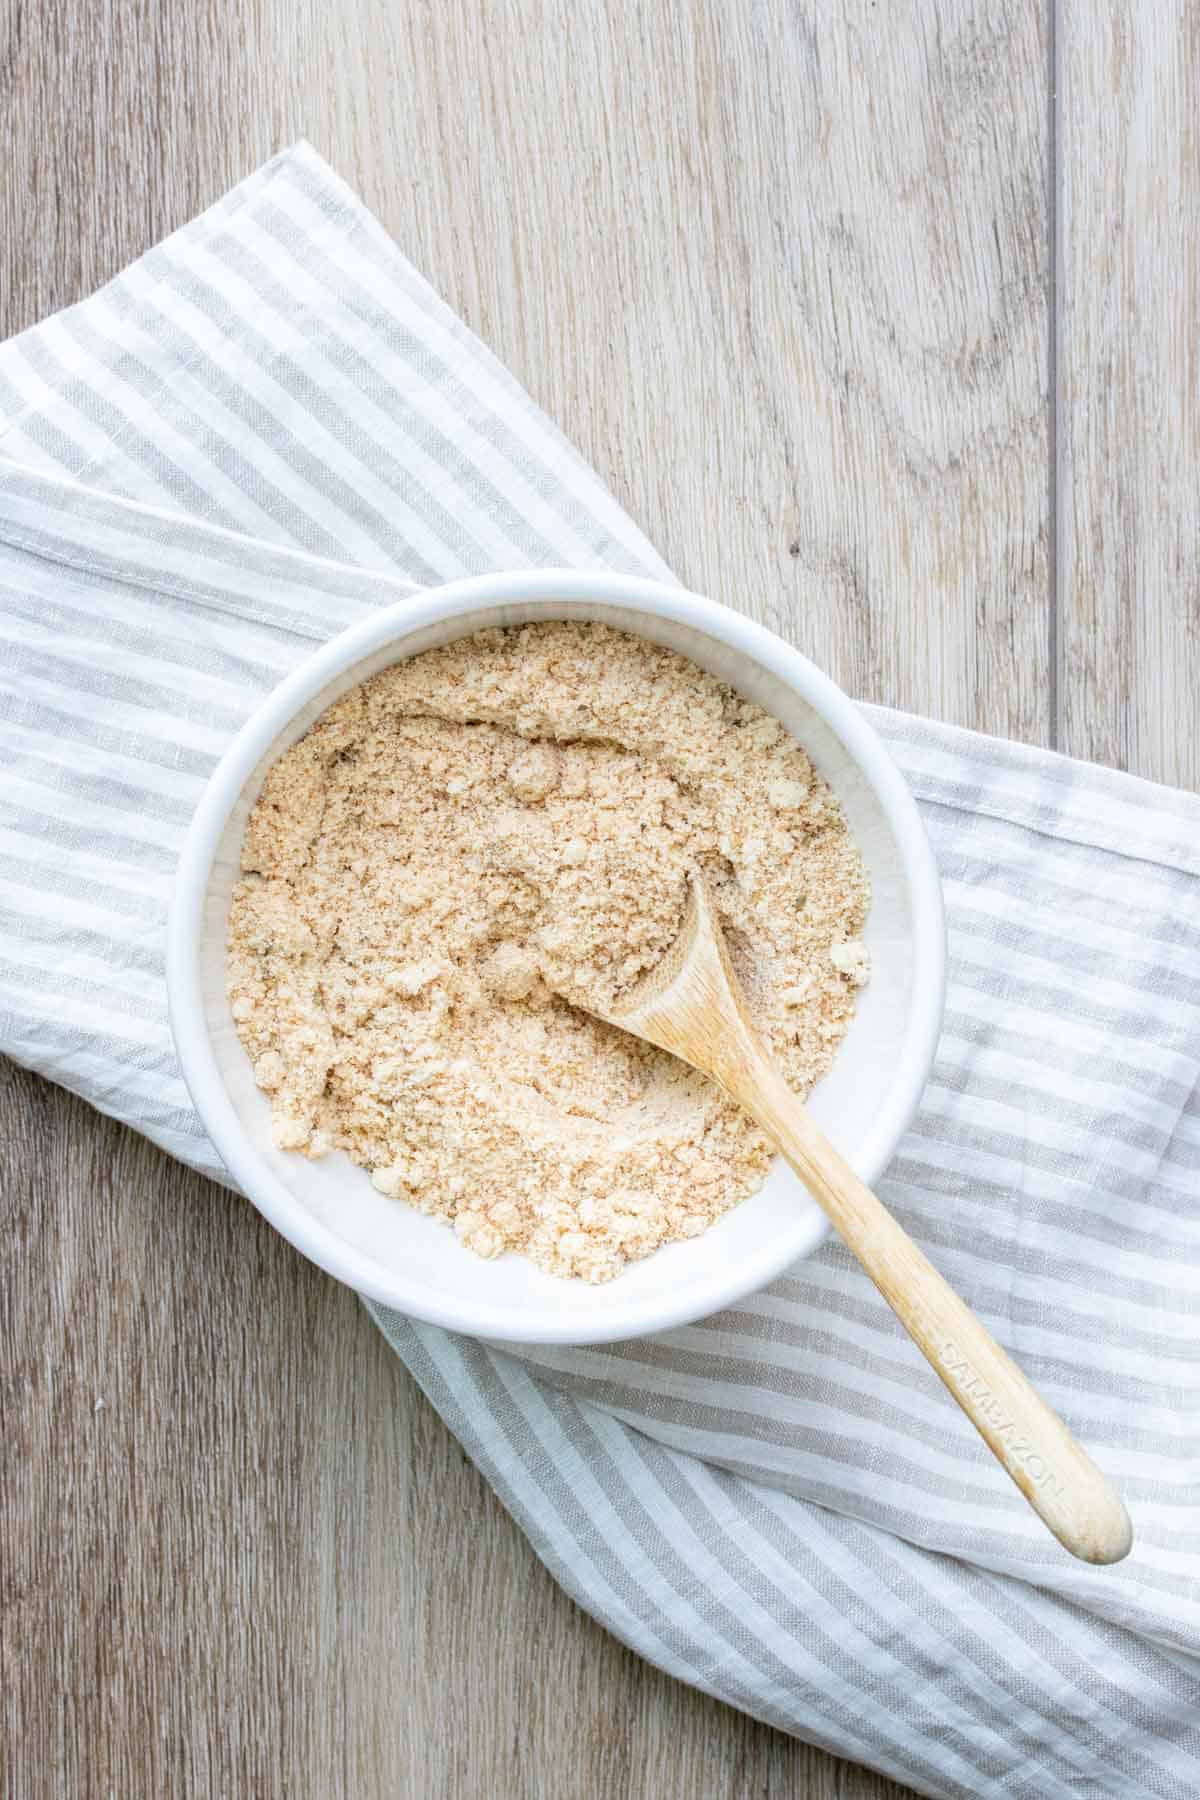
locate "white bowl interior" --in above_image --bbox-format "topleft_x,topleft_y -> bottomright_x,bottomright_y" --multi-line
195,597 -> 919,1339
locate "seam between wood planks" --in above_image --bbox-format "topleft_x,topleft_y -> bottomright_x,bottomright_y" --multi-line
1048,0 -> 1063,753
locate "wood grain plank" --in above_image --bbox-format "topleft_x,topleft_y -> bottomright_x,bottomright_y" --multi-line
1058,0 -> 1200,786
0,1062 -> 916,1800
1,0 -> 1054,1795
306,0 -> 1052,742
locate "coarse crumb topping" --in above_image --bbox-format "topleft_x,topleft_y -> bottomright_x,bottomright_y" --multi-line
227,622 -> 870,1282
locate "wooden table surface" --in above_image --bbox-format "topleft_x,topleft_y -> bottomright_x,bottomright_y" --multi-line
2,3 -> 1197,1795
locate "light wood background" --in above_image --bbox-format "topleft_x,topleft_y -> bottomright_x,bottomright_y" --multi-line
2,2 -> 1196,1796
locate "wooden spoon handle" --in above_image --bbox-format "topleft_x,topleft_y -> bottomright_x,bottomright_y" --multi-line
742,1057 -> 1132,1565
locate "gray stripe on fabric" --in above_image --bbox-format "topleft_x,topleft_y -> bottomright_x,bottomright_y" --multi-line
12,338 -> 258,534
772,1260 -> 1198,1361
519,1326 -> 1196,1457
0,852 -> 167,922
56,1083 -> 204,1143
0,1013 -> 185,1084
0,515 -> 349,643
890,1125 -> 1200,1261
513,1359 -> 1014,1506
903,1119 -> 1200,1237
0,804 -> 178,875
931,1568 -> 1200,1795
177,229 -> 586,574
0,751 -> 195,829
895,1153 -> 1200,1265
440,1336 -> 952,1794
53,311 -> 380,563
605,1427 -> 1151,1573
636,1443 -> 1138,1575
0,907 -> 165,982
5,408 -> 120,486
446,1332 -> 923,1776
0,641 -> 248,733
1183,1078 -> 1200,1134
0,691 -> 218,781
876,712 -> 1096,794
947,955 -> 1197,1055
572,1456 -> 972,1791
95,270 -> 470,582
0,457 -> 419,605
928,775 -> 1064,838
911,776 -> 1199,881
0,334 -> 98,471
600,1426 -> 1004,1796
615,1415 -> 1196,1523
922,784 -> 1199,883
941,872 -> 1200,984
0,578 -> 293,692
0,366 -> 26,425
662,1464 -> 1091,1800
263,169 -> 659,577
947,907 -> 1200,1009
997,1579 -> 1200,1712
794,1506 -> 1195,1797
891,1129 -> 1200,1258
390,1331 -> 716,1683
896,740 -> 1094,824
938,1006 -> 1192,1112
933,846 -> 1196,951
846,1509 -> 1200,1721
927,1050 -> 1193,1144
92,1092 -> 206,1143
694,1298 -> 1200,1417
962,1348 -> 1196,1418
921,1070 -> 1192,1189
880,1199 -> 1200,1313
387,1311 -> 1184,1800
0,957 -> 162,1022
526,1366 -> 1197,1520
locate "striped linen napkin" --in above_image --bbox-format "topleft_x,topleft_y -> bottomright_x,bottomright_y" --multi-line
2,145 -> 1198,1798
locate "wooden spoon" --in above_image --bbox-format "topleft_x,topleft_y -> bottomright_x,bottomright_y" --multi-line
588,877 -> 1132,1566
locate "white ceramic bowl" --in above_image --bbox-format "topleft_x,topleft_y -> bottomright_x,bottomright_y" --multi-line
168,571 -> 945,1344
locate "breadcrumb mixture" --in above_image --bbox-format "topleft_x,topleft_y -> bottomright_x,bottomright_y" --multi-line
227,623 -> 870,1282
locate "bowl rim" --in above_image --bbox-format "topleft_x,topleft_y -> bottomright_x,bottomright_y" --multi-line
167,569 -> 946,1342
